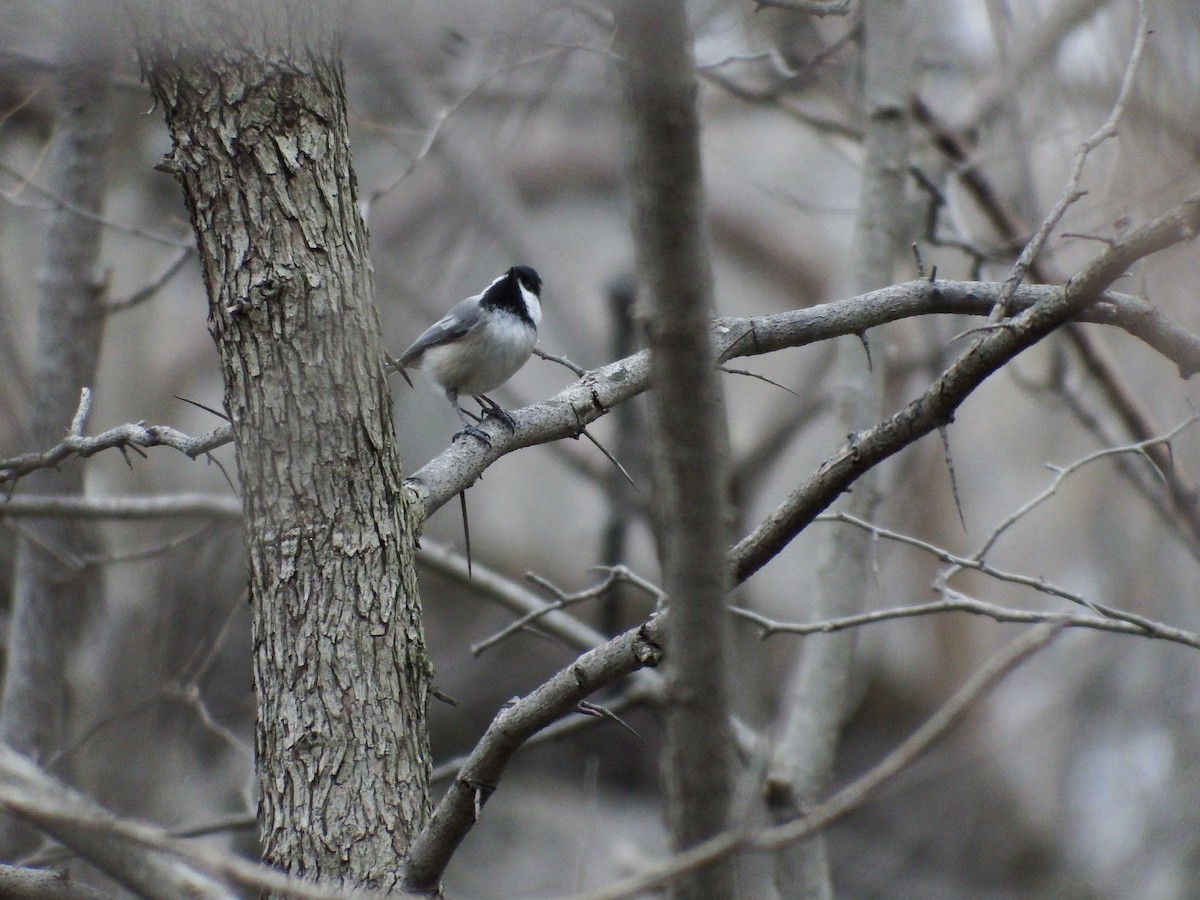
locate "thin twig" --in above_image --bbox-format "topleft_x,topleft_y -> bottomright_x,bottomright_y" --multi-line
991,0 -> 1149,319
970,418 -> 1197,565
534,347 -> 587,378
0,158 -> 190,249
820,510 -> 1090,608
471,566 -> 662,656
367,48 -> 572,210
416,538 -> 642,656
106,248 -> 193,314
576,623 -> 1065,899
731,593 -> 1200,650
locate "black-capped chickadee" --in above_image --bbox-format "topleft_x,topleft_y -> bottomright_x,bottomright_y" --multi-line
389,265 -> 543,444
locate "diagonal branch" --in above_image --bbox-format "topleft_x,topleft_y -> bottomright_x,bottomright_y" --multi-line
992,0 -> 1148,318
406,273 -> 1200,518
0,742 -> 375,899
401,616 -> 667,893
7,274 -> 1200,529
0,392 -> 231,487
729,194 -> 1200,583
0,745 -> 233,899
575,622 -> 1065,900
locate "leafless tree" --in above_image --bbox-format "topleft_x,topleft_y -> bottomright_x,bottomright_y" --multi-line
0,1 -> 1197,898
0,2 -> 114,861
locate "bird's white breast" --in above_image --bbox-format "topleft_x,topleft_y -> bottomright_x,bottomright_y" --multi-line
421,310 -> 537,396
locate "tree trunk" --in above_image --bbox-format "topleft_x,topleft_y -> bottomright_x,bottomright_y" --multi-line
614,2 -> 737,897
0,3 -> 113,859
133,0 -> 431,887
765,1 -> 911,895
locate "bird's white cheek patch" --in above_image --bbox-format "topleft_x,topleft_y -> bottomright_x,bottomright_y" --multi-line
520,286 -> 543,328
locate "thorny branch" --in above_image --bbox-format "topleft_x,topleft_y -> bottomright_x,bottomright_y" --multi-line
991,0 -> 1149,319
7,274 -> 1200,506
729,195 -> 1200,583
907,12 -> 1200,556
809,418 -> 1198,618
410,284 -> 1200,523
401,615 -> 667,893
5,487 -> 1199,894
0,390 -> 231,487
471,566 -> 663,656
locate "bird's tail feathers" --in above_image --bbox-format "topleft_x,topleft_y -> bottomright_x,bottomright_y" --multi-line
384,355 -> 415,389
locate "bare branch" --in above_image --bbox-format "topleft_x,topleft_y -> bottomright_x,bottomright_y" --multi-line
105,248 -> 193,314
401,615 -> 667,893
0,494 -> 241,520
823,511 -> 1089,609
969,418 -> 1198,566
407,269 -> 1200,520
0,863 -> 113,900
0,746 -> 234,899
912,48 -> 1200,555
0,157 -> 190,249
414,538 -> 616,654
0,418 -> 232,487
576,623 -> 1064,899
753,0 -> 852,15
730,194 -> 1200,584
8,272 -> 1200,507
1053,336 -> 1200,558
992,0 -> 1149,317
471,566 -> 662,657
732,593 -> 1200,651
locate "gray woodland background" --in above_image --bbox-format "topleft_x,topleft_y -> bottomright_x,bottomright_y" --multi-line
1,0 -> 1199,897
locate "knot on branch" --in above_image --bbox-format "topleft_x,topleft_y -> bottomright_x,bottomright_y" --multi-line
633,623 -> 664,667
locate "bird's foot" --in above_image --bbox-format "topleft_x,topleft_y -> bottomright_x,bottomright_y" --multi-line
452,424 -> 492,446
476,396 -> 517,433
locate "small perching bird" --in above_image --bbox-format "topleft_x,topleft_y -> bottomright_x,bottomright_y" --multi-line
388,265 -> 543,444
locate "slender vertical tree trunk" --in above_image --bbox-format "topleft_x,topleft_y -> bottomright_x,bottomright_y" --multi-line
0,3 -> 113,860
765,2 -> 911,896
133,0 -> 432,887
614,2 -> 737,897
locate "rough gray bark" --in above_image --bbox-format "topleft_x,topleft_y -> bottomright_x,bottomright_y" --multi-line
132,0 -> 432,888
613,2 -> 737,897
0,2 -> 113,860
765,2 -> 911,895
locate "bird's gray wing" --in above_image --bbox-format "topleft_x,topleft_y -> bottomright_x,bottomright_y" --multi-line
398,296 -> 483,366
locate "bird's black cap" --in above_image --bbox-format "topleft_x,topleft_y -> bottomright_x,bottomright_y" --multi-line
510,265 -> 542,297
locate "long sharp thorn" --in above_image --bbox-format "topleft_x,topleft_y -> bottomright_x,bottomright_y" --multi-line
581,427 -> 636,489
459,490 -> 472,577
